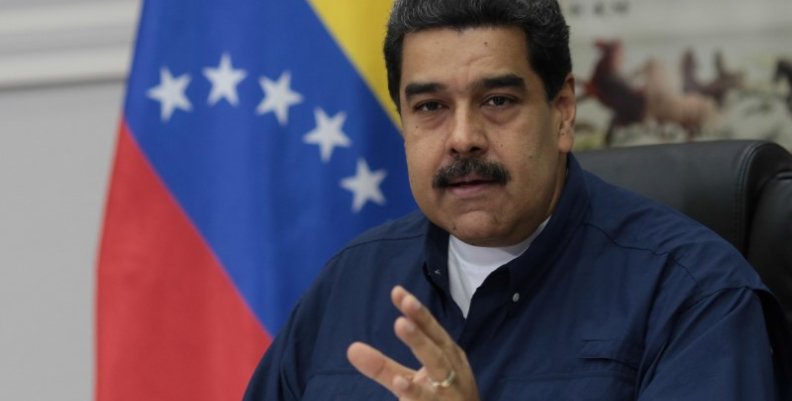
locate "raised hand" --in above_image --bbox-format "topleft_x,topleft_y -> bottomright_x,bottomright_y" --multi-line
347,286 -> 480,401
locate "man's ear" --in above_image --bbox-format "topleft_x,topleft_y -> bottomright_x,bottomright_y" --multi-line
554,73 -> 576,153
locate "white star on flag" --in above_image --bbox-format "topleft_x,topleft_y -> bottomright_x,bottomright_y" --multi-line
203,53 -> 247,106
303,108 -> 351,163
256,71 -> 303,126
147,67 -> 192,122
340,158 -> 387,213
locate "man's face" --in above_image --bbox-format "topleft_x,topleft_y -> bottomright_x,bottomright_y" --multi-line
399,26 -> 576,247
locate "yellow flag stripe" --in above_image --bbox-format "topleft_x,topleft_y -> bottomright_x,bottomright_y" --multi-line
307,0 -> 400,127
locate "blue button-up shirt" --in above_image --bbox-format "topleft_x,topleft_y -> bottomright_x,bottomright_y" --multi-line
244,155 -> 790,401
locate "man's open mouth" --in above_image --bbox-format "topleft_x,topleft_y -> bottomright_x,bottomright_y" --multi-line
447,177 -> 495,187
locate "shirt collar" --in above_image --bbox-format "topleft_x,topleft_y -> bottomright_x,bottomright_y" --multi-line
504,154 -> 590,292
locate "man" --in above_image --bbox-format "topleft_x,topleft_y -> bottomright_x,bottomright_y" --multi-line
244,0 -> 791,400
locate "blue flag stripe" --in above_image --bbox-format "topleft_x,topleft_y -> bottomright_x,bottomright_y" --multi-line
124,1 -> 415,334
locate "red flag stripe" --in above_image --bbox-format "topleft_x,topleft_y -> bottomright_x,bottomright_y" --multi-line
96,120 -> 270,401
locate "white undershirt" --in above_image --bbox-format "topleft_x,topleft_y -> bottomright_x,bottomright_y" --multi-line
447,218 -> 549,317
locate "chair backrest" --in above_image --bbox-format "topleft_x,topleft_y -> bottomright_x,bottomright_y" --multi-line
576,140 -> 792,326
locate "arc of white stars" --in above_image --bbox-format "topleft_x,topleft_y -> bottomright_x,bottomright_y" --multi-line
257,71 -> 303,126
340,158 -> 387,213
146,67 -> 192,122
303,108 -> 351,163
203,53 -> 247,106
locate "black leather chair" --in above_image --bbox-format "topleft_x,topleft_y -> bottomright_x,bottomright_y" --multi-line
576,140 -> 792,327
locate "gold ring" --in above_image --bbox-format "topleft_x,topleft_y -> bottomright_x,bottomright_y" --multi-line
428,369 -> 456,389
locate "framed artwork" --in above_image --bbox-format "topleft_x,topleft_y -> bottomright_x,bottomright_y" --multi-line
564,0 -> 792,149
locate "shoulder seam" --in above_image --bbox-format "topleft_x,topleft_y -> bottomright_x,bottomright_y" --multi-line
328,231 -> 425,261
346,232 -> 425,250
582,221 -> 700,287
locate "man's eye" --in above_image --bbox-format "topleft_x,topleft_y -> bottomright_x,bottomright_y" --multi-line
415,101 -> 442,112
485,96 -> 513,107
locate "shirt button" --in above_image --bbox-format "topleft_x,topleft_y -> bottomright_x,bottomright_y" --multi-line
512,292 -> 520,302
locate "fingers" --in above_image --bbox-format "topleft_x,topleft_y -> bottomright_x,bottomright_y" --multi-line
350,286 -> 480,400
391,370 -> 436,400
392,286 -> 456,354
347,342 -> 435,399
391,286 -> 462,386
346,342 -> 415,393
394,315 -> 453,386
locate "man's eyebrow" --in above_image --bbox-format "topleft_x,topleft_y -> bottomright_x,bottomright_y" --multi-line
403,74 -> 525,101
479,74 -> 526,90
404,82 -> 446,101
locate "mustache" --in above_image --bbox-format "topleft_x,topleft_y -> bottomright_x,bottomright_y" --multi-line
432,157 -> 511,189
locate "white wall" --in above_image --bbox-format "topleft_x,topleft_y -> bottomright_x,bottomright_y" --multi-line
0,82 -> 123,401
0,1 -> 137,400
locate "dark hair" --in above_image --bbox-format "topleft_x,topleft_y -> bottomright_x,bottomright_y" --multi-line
384,0 -> 571,109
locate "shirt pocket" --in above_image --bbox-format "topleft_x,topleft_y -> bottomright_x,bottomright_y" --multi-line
577,339 -> 642,373
497,339 -> 640,401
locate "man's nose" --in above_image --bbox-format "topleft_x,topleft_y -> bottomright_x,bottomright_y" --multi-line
448,107 -> 487,157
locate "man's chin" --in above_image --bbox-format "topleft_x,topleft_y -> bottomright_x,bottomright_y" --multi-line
445,212 -> 511,247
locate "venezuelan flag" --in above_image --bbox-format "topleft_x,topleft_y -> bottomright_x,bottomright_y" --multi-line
96,1 -> 414,400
